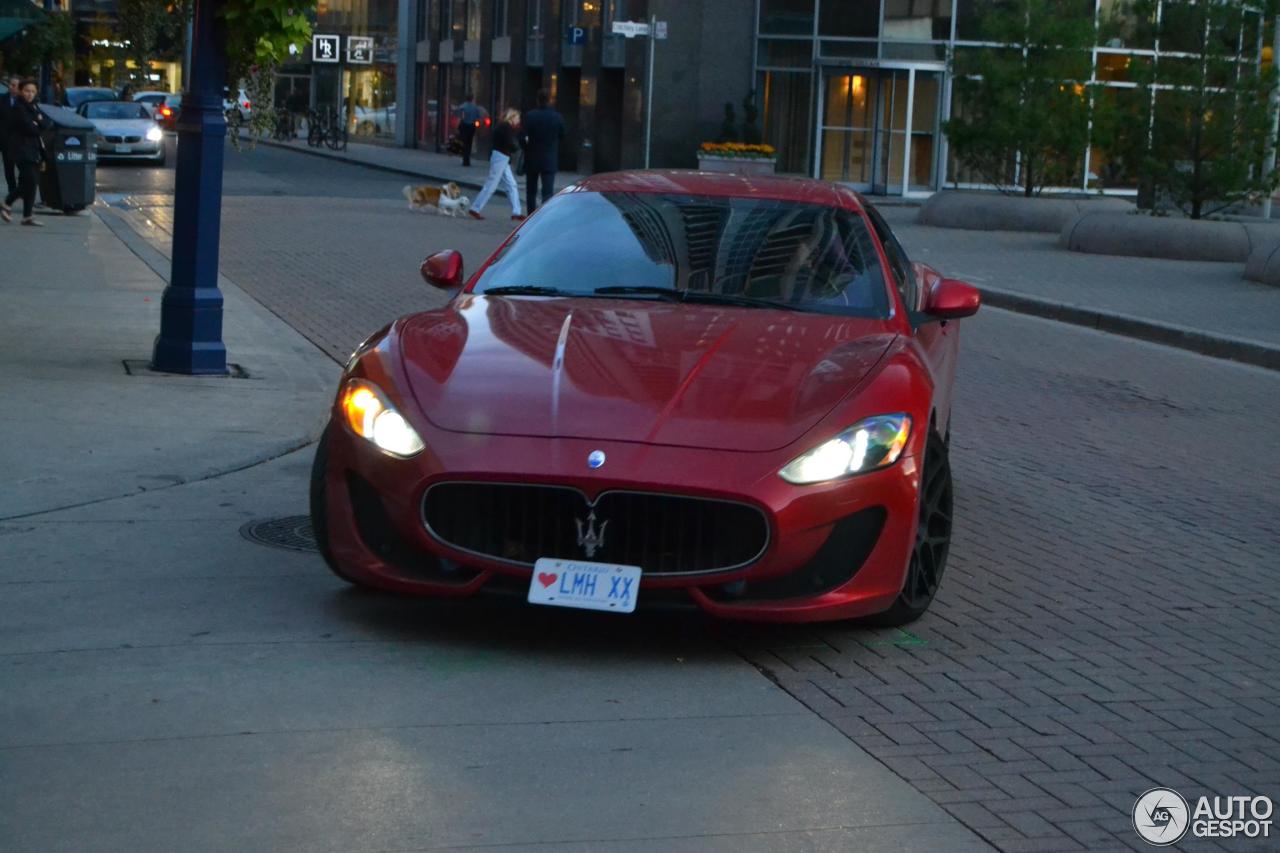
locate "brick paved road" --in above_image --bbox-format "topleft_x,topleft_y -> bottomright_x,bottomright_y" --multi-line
104,148 -> 1280,851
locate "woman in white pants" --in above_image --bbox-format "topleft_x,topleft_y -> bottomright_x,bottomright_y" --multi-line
468,108 -> 525,221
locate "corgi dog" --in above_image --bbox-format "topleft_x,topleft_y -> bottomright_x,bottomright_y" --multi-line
403,181 -> 471,216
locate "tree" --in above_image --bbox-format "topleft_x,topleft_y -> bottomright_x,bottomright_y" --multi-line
1120,0 -> 1278,218
0,10 -> 75,79
116,0 -> 183,87
943,0 -> 1096,196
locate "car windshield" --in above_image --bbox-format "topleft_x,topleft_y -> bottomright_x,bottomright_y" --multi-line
67,89 -> 115,107
85,102 -> 151,120
472,192 -> 890,317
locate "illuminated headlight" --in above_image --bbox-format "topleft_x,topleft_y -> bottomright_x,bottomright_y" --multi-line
146,126 -> 164,142
779,415 -> 912,485
340,380 -> 425,458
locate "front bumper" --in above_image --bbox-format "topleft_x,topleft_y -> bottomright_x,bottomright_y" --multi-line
318,420 -> 922,623
95,141 -> 164,160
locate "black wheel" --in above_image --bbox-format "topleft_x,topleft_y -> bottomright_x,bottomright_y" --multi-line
868,431 -> 953,626
325,127 -> 347,151
310,424 -> 372,588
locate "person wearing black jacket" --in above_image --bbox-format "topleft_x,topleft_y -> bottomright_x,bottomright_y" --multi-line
2,79 -> 49,226
0,75 -> 20,201
519,90 -> 566,215
467,108 -> 524,222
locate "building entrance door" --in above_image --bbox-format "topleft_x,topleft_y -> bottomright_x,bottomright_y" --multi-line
817,66 -> 942,195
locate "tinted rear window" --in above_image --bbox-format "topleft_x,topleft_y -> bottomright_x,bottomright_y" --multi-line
474,192 -> 889,317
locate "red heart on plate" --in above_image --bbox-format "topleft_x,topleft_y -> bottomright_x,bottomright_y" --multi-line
537,572 -> 558,588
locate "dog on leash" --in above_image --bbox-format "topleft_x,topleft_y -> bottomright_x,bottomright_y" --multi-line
403,182 -> 471,216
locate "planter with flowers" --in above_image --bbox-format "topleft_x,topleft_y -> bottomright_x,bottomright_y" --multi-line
697,142 -> 777,175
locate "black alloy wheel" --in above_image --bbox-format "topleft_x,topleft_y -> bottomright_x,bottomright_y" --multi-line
867,431 -> 953,626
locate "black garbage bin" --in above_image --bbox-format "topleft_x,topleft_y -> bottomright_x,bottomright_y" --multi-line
37,105 -> 97,214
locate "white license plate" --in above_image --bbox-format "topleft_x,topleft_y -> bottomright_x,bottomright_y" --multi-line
527,558 -> 641,614
115,145 -> 132,153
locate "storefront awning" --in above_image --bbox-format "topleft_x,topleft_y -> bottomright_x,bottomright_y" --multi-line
0,0 -> 45,43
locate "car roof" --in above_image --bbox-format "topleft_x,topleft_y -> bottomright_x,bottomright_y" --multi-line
573,170 -> 863,211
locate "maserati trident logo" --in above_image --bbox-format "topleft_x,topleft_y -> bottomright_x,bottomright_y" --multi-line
575,511 -> 608,558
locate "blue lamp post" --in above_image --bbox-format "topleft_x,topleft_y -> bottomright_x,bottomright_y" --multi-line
151,0 -> 228,375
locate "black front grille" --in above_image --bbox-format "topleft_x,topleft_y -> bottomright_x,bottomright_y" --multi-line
423,483 -> 769,575
103,135 -> 143,144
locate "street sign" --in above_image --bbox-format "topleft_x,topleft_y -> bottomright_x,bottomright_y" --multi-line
312,34 -> 340,63
567,25 -> 586,45
346,35 -> 373,64
611,20 -> 650,38
654,20 -> 668,40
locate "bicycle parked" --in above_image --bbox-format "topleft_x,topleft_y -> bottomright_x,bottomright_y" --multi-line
306,107 -> 347,152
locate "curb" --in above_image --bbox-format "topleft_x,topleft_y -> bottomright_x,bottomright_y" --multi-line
980,286 -> 1280,371
246,135 -> 490,191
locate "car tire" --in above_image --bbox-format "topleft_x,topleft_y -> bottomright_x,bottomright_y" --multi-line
867,430 -> 953,627
309,423 -> 373,588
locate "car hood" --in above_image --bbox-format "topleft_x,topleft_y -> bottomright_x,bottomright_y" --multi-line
398,296 -> 895,452
91,119 -> 155,134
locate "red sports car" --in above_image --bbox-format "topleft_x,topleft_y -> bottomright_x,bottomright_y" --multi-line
311,171 -> 980,623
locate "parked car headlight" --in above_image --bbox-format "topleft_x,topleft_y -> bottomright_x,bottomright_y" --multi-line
146,126 -> 164,142
779,415 -> 912,485
340,380 -> 425,458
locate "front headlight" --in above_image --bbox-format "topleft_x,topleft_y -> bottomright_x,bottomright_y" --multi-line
779,415 -> 912,485
146,126 -> 164,141
340,379 -> 425,458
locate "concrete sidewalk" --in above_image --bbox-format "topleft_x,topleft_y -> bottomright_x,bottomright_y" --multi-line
882,206 -> 1280,370
0,206 -> 337,519
248,133 -> 586,194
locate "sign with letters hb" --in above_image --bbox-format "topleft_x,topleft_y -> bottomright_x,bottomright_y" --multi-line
312,34 -> 340,62
346,36 -> 373,64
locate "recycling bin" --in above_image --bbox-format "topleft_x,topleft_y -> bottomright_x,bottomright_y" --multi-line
37,104 -> 97,214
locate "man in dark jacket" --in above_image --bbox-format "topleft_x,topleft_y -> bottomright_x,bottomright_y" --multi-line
2,79 -> 50,226
0,75 -> 20,201
520,90 -> 566,215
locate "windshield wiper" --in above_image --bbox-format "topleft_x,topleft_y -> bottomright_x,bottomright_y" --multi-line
481,285 -> 579,296
591,285 -> 684,301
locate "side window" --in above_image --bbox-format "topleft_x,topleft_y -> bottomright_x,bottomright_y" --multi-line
865,206 -> 918,312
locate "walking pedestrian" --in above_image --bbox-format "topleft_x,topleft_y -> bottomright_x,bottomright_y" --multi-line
2,79 -> 50,227
453,93 -> 482,167
0,76 -> 20,203
468,108 -> 523,222
520,90 -> 565,215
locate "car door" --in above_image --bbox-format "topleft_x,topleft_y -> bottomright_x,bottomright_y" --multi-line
864,205 -> 959,438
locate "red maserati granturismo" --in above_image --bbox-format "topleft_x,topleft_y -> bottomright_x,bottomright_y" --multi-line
311,171 -> 980,623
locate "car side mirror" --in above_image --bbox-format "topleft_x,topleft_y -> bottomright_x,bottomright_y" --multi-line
924,278 -> 981,320
421,250 -> 464,290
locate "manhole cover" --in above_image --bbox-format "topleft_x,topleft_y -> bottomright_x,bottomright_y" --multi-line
240,516 -> 317,552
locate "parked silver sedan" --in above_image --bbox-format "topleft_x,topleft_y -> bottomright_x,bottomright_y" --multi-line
79,101 -> 166,166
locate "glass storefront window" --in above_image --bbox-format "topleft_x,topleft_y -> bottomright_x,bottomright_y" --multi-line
818,40 -> 878,60
883,0 -> 951,41
493,0 -> 510,37
819,0 -> 878,38
759,70 -> 814,174
761,0 -> 814,35
758,38 -> 813,68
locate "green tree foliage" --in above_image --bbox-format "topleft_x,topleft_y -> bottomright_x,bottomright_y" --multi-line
1118,0 -> 1277,218
1,10 -> 75,78
220,0 -> 313,145
116,0 -> 185,86
943,0 -> 1096,196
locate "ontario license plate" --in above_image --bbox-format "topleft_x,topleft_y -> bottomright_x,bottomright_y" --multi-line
528,558 -> 641,614
115,145 -> 132,153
